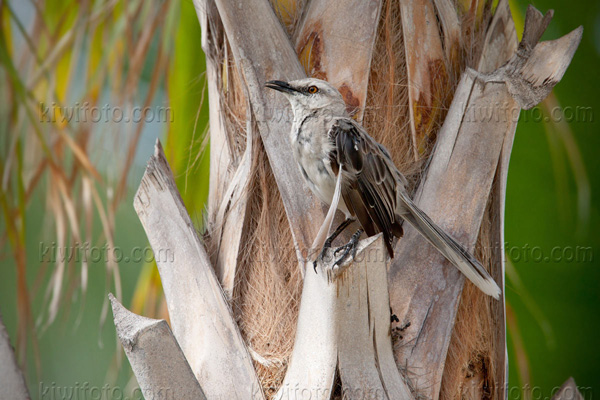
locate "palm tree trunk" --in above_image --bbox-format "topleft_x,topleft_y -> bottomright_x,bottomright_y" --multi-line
110,0 -> 582,398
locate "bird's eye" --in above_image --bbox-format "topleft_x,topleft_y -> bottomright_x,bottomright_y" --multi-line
307,85 -> 319,94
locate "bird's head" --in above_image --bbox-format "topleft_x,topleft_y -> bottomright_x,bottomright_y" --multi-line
265,78 -> 348,118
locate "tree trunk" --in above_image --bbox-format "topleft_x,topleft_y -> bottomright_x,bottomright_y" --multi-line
110,0 -> 581,398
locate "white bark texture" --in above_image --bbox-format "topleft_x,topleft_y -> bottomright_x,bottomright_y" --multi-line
195,0 -> 242,296
388,6 -> 582,399
109,294 -> 207,400
133,141 -> 264,399
0,314 -> 30,400
475,1 -> 519,395
210,0 -> 323,264
276,235 -> 412,400
110,1 -> 582,399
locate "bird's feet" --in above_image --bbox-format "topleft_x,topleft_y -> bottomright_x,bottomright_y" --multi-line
313,218 -> 354,273
332,229 -> 364,267
313,234 -> 335,272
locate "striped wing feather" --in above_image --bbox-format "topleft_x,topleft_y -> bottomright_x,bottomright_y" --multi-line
328,118 -> 403,256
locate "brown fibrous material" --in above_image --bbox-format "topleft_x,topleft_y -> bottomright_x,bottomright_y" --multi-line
205,0 -> 502,398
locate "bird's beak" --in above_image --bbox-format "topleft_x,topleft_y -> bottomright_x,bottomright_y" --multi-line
265,80 -> 299,95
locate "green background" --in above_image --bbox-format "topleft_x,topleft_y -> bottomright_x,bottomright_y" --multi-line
504,0 -> 600,398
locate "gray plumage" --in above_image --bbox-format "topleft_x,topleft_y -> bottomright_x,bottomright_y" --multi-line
266,78 -> 501,299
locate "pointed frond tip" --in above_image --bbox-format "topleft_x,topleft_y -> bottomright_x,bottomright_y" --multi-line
477,5 -> 583,110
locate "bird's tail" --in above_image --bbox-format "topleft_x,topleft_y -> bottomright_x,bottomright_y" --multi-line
397,191 -> 501,299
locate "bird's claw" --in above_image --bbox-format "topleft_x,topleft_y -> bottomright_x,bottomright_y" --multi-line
333,229 -> 363,267
314,237 -> 334,273
313,219 -> 355,274
332,243 -> 356,267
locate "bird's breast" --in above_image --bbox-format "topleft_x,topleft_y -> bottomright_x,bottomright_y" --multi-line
291,132 -> 350,216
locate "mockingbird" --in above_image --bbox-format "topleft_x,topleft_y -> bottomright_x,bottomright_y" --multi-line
266,78 -> 501,299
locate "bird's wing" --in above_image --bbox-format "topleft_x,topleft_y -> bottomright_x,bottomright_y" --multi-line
327,119 -> 500,297
328,118 -> 403,256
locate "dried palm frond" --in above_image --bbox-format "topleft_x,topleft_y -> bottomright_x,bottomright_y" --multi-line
191,0 -> 582,398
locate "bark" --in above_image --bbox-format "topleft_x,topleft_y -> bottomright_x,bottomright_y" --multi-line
133,141 -> 264,399
294,0 -> 382,122
388,6 -> 582,399
0,313 -> 30,400
399,0 -> 449,158
442,1 -> 518,397
195,0 -> 242,296
389,70 -> 518,399
210,0 -> 322,265
121,139 -> 411,399
552,378 -> 584,400
433,0 -> 461,64
110,1 -> 582,398
109,294 -> 207,400
276,235 -> 412,400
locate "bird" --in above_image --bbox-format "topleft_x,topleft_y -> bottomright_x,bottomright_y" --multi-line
265,78 -> 501,299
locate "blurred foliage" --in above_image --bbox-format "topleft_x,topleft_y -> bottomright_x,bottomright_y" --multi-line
505,0 -> 600,398
0,0 -> 209,397
165,0 -> 209,219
